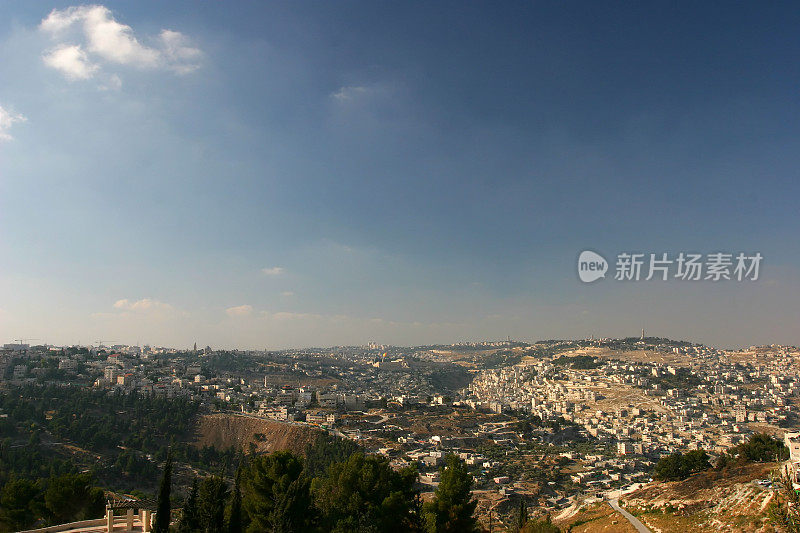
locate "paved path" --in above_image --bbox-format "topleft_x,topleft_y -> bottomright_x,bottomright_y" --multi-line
608,499 -> 652,533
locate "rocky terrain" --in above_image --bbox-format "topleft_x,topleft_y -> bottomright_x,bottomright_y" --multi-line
194,413 -> 322,454
556,502 -> 640,533
621,462 -> 779,532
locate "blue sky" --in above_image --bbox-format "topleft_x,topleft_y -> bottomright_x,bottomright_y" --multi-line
1,2 -> 799,349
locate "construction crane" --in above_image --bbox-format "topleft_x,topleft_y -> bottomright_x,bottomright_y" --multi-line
13,338 -> 38,344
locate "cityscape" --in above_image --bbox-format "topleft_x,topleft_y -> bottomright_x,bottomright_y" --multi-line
1,335 -> 799,531
2,1 -> 800,532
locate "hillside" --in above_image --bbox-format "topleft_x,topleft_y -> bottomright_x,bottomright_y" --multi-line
621,462 -> 779,532
194,413 -> 323,454
554,502 -> 640,532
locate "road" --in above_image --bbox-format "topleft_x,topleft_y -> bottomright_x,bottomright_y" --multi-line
608,499 -> 652,533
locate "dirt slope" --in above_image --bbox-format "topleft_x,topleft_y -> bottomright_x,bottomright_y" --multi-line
557,503 -> 640,533
621,462 -> 779,532
194,413 -> 322,454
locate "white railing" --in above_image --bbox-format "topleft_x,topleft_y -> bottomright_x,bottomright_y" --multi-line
17,518 -> 106,533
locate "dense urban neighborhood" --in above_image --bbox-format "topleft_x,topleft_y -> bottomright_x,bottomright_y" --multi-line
2,336 -> 799,531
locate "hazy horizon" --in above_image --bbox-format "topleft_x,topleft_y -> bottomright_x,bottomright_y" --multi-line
0,333 -> 791,354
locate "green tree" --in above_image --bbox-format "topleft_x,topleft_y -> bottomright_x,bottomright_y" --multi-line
228,469 -> 242,533
270,476 -> 312,533
516,498 -> 528,532
198,475 -> 229,533
715,454 -> 727,469
0,477 -> 41,531
177,478 -> 200,533
153,455 -> 172,533
312,452 -> 421,533
422,455 -> 478,533
653,452 -> 686,481
683,449 -> 711,473
303,434 -> 360,478
654,449 -> 711,482
727,433 -> 788,464
242,451 -> 312,532
44,473 -> 105,524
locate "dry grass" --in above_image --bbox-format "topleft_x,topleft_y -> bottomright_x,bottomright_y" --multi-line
623,463 -> 779,533
557,503 -> 639,533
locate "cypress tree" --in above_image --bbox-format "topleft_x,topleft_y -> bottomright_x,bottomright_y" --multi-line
153,454 -> 172,533
517,498 -> 527,531
227,469 -> 242,533
177,478 -> 199,533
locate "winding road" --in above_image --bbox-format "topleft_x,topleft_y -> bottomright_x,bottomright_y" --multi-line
608,499 -> 652,533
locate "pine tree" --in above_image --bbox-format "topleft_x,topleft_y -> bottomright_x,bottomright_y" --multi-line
271,476 -> 313,533
0,476 -> 40,531
198,475 -> 229,533
422,454 -> 478,533
228,469 -> 242,533
177,478 -> 199,533
242,451 -> 313,532
43,472 -> 105,523
311,451 -> 420,532
153,454 -> 172,533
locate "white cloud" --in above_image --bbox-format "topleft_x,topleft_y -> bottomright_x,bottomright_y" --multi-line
39,5 -> 202,80
261,266 -> 285,276
98,73 -> 122,91
226,304 -> 253,317
113,298 -> 173,312
332,85 -> 370,102
0,105 -> 26,141
269,311 -> 321,321
158,30 -> 202,74
39,6 -> 85,33
330,83 -> 398,106
42,44 -> 98,79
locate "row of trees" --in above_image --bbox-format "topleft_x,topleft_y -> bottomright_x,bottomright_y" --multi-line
0,385 -> 236,491
0,473 -> 104,532
716,432 -> 788,467
154,441 -> 480,533
653,433 -> 788,482
0,385 -> 200,455
0,433 -> 80,483
652,450 -> 711,482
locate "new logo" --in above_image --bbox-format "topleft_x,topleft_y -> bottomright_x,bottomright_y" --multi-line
578,250 -> 608,283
